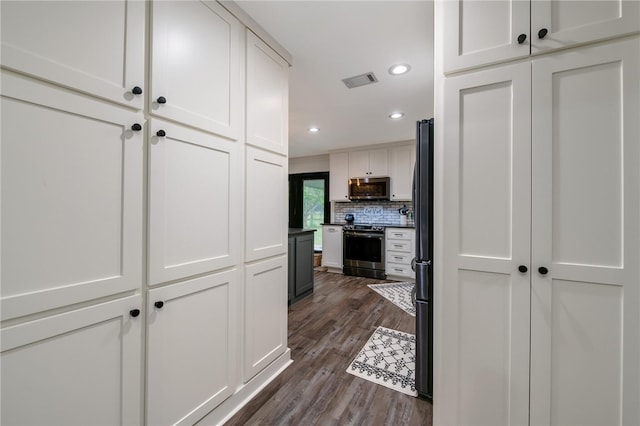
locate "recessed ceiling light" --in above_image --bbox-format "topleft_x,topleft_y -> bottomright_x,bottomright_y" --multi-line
389,64 -> 411,75
389,112 -> 404,119
308,126 -> 320,133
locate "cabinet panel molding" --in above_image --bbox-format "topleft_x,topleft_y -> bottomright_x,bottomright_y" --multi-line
0,0 -> 145,109
244,256 -> 287,381
150,0 -> 242,139
245,147 -> 288,261
246,30 -> 289,155
1,295 -> 142,425
146,270 -> 238,425
1,71 -> 143,321
148,119 -> 241,285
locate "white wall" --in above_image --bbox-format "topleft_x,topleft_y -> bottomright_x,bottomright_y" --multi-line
288,154 -> 329,174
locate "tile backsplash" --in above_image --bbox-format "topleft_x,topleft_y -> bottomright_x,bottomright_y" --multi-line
333,201 -> 414,226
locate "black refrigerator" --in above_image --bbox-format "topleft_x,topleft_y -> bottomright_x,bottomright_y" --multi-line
413,118 -> 433,399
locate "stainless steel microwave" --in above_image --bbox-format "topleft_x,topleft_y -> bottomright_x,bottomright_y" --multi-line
348,177 -> 390,201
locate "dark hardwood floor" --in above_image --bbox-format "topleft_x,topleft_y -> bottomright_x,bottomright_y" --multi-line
225,271 -> 433,425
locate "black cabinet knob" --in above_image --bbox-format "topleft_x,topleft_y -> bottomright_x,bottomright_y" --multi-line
132,86 -> 143,95
538,28 -> 548,39
157,96 -> 167,104
518,265 -> 528,273
129,309 -> 140,317
517,34 -> 527,44
538,266 -> 549,275
131,123 -> 142,131
156,130 -> 166,137
154,301 -> 164,309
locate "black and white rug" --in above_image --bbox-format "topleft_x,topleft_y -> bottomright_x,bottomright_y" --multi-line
346,326 -> 417,397
368,282 -> 416,316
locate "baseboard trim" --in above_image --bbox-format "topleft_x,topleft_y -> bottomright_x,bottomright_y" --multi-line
196,348 -> 293,425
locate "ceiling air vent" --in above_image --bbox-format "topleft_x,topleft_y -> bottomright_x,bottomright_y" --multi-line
342,72 -> 378,89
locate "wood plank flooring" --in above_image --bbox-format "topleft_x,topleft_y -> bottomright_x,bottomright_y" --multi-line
225,271 -> 433,425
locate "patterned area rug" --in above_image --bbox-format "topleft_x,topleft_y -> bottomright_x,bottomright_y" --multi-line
347,326 -> 417,396
368,282 -> 416,316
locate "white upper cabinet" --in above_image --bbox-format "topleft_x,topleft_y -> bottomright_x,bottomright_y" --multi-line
0,0 -> 145,109
146,270 -> 238,425
0,71 -> 144,321
246,30 -> 289,155
149,0 -> 242,140
443,0 -> 640,73
147,119 -> 241,285
443,0 -> 530,72
245,147 -> 288,262
389,144 -> 416,201
530,0 -> 640,54
1,295 -> 143,425
348,148 -> 388,177
329,152 -> 350,201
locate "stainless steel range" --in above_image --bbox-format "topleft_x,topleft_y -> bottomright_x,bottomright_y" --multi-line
342,224 -> 386,279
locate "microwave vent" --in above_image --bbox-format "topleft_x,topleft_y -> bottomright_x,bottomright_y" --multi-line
342,72 -> 378,89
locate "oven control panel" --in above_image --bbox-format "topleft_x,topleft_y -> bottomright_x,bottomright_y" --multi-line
343,224 -> 385,232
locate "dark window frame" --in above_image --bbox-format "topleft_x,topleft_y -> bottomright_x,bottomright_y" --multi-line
288,172 -> 330,231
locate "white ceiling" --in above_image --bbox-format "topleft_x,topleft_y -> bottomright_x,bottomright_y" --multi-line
235,1 -> 434,158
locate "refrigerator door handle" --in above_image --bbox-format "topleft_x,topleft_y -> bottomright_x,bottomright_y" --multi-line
415,260 -> 431,301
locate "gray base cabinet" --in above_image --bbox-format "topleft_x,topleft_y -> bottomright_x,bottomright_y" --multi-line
288,230 -> 315,304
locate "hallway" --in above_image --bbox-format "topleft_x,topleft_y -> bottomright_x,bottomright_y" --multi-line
226,271 -> 432,425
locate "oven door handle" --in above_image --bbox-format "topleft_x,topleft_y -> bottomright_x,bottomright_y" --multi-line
344,232 -> 384,238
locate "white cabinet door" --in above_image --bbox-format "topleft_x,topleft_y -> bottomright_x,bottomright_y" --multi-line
146,270 -> 238,425
150,0 -> 242,139
148,119 -> 241,285
443,0 -> 640,73
245,147 -> 287,262
329,152 -> 349,201
443,0 -> 530,72
1,71 -> 143,321
531,0 -> 640,55
368,148 -> 389,177
244,255 -> 287,381
1,295 -> 142,425
389,144 -> 415,201
321,225 -> 343,269
348,150 -> 370,177
246,30 -> 289,155
441,62 -> 532,426
348,149 -> 389,177
0,0 -> 145,109
529,38 -> 640,426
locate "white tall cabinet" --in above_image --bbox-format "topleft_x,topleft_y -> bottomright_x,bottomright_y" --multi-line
243,27 -> 290,387
1,1 -> 291,425
435,2 -> 640,425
